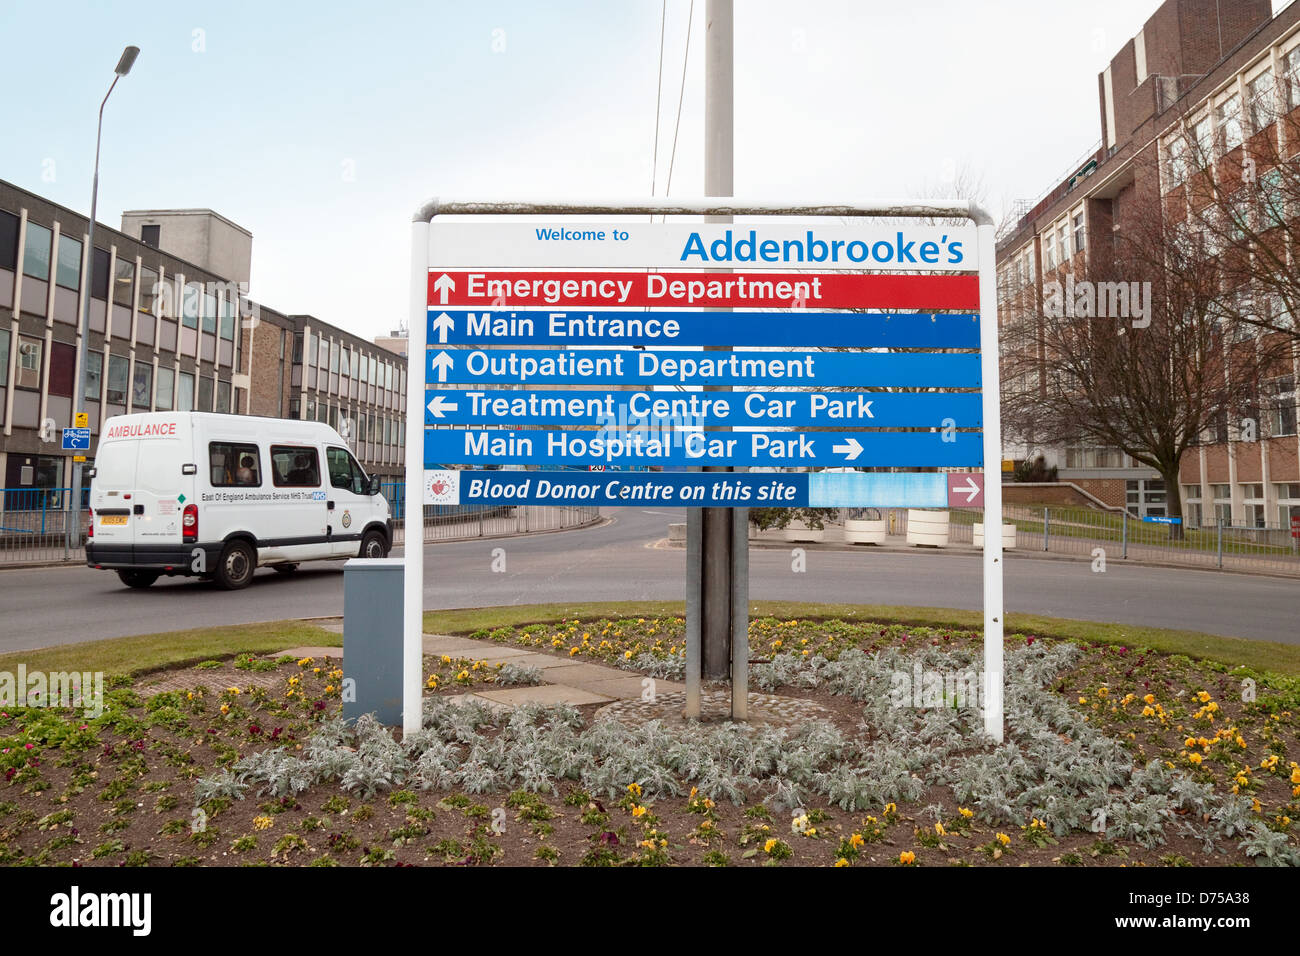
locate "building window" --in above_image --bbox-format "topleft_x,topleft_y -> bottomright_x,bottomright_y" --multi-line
1248,70 -> 1275,131
1042,231 -> 1056,271
1287,46 -> 1300,110
156,366 -> 174,410
210,442 -> 261,487
218,293 -> 235,340
340,346 -> 350,376
0,211 -> 18,271
84,351 -> 102,400
292,331 -> 303,363
140,224 -> 160,248
16,336 -> 42,389
1242,484 -> 1265,528
215,379 -> 231,413
55,235 -> 82,289
329,340 -> 340,374
0,329 -> 8,387
1192,115 -> 1213,163
1183,485 -> 1204,528
105,355 -> 129,405
113,257 -> 134,308
132,362 -> 152,409
1267,376 -> 1297,436
178,371 -> 195,411
48,342 -> 75,397
1217,93 -> 1243,151
90,248 -> 110,299
1071,212 -> 1085,258
138,265 -> 157,314
22,222 -> 52,280
181,283 -> 200,329
1165,135 -> 1187,186
197,374 -> 214,411
1276,483 -> 1300,527
201,289 -> 217,334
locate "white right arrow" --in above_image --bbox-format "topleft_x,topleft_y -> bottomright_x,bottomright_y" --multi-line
426,394 -> 458,418
429,351 -> 454,383
831,437 -> 863,461
957,476 -> 981,503
433,274 -> 455,305
431,311 -> 455,344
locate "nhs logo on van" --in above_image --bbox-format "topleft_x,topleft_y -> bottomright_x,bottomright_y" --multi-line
311,491 -> 327,501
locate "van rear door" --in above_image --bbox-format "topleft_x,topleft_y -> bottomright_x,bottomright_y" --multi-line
90,415 -> 189,560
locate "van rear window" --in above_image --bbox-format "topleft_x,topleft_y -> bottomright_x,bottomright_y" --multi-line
210,442 -> 261,487
270,445 -> 320,487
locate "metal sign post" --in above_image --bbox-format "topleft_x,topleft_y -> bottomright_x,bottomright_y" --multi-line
404,198 -> 1004,742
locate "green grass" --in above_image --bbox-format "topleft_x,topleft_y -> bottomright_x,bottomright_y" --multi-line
2,598 -> 1295,685
0,621 -> 341,678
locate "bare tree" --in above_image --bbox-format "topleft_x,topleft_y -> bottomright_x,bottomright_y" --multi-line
1001,187 -> 1263,536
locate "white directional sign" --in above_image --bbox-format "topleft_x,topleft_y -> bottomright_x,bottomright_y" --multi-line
404,196 -> 1005,746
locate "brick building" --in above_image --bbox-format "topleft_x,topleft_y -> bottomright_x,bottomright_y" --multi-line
996,0 -> 1300,528
0,179 -> 406,508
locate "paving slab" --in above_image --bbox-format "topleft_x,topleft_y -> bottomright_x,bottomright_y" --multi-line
576,676 -> 687,699
525,661 -> 631,684
444,692 -> 513,715
442,645 -> 545,662
473,684 -> 615,708
422,634 -> 498,654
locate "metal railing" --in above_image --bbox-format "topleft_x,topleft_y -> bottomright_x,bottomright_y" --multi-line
0,484 -> 601,565
858,506 -> 1300,575
379,483 -> 601,544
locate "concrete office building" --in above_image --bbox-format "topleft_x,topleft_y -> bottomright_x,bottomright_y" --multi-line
0,178 -> 406,510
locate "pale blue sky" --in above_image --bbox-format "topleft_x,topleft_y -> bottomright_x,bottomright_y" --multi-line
2,0 -> 1289,340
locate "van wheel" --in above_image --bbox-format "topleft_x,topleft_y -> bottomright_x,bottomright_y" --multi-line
359,530 -> 389,559
272,563 -> 299,574
117,570 -> 159,589
215,541 -> 256,590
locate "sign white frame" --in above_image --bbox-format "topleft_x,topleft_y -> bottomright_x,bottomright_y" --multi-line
404,197 -> 1005,742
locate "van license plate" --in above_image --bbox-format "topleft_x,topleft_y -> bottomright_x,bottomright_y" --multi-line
100,515 -> 128,526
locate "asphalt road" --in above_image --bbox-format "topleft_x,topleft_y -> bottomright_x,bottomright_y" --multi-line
0,507 -> 1296,654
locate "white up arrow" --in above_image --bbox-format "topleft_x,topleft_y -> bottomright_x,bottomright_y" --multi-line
956,476 -> 981,503
431,311 -> 455,344
433,274 -> 455,305
426,394 -> 458,418
831,437 -> 863,461
429,351 -> 454,383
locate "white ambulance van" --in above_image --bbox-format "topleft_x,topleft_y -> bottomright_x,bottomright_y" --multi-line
86,412 -> 393,590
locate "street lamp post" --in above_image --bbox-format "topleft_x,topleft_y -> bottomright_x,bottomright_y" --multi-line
68,45 -> 139,553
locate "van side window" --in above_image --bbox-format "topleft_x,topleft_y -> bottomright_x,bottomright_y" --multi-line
270,445 -> 320,487
327,446 -> 367,494
210,442 -> 261,487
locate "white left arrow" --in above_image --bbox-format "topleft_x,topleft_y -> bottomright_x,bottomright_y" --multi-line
831,437 -> 863,461
429,351 -> 454,383
426,394 -> 458,418
431,311 -> 455,344
433,274 -> 455,305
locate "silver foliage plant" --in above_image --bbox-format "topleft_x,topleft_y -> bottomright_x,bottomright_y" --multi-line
191,639 -> 1295,861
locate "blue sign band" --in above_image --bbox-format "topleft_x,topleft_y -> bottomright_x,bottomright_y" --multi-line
424,429 -> 982,469
423,389 -> 983,428
444,470 -> 961,508
427,310 -> 981,348
426,348 -> 981,387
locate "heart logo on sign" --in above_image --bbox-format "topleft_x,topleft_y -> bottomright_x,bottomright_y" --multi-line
430,480 -> 447,496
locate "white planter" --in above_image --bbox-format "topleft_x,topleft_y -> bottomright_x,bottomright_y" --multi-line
781,520 -> 825,543
973,522 -> 1017,550
843,518 -> 887,545
906,509 -> 950,547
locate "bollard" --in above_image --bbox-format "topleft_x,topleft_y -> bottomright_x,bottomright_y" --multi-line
343,557 -> 406,726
